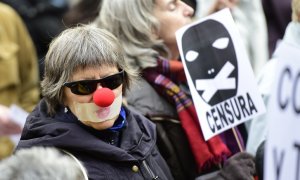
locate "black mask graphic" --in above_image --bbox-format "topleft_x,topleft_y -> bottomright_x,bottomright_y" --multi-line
182,19 -> 238,106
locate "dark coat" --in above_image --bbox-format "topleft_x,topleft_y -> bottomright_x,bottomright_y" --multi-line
262,0 -> 292,56
126,79 -> 198,180
17,99 -> 173,180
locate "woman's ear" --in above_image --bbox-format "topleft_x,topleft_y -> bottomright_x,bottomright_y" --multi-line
152,28 -> 160,40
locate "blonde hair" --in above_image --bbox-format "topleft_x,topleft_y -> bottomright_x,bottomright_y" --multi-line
41,25 -> 138,115
292,0 -> 300,22
94,0 -> 169,71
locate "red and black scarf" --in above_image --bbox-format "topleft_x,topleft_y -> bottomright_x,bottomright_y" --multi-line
143,57 -> 236,171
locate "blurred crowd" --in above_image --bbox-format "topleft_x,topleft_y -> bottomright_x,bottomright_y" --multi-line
0,0 -> 295,180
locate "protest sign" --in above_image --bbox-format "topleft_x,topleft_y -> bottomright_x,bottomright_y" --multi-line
265,41 -> 300,180
176,9 -> 266,140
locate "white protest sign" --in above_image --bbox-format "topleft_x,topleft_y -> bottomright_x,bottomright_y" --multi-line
265,42 -> 300,180
176,8 -> 266,140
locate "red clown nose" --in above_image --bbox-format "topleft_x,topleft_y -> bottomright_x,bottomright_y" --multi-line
93,88 -> 115,107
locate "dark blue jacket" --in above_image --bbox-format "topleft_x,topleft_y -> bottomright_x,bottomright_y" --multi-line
17,99 -> 173,180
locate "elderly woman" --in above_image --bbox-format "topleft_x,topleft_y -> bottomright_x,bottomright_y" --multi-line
16,25 -> 173,180
94,0 -> 256,179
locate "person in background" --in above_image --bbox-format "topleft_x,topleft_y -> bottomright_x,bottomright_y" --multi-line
0,0 -> 68,80
0,147 -> 87,180
246,0 -> 300,156
262,0 -> 292,57
195,0 -> 268,146
0,2 -> 40,159
0,0 -> 68,60
95,0 -> 255,179
16,25 -> 174,180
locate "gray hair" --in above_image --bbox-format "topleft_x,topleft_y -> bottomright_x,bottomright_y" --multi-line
94,0 -> 169,70
41,25 -> 138,116
0,147 -> 86,180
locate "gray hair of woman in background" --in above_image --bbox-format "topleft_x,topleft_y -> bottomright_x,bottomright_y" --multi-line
0,147 -> 87,180
41,25 -> 138,116
93,0 -> 170,70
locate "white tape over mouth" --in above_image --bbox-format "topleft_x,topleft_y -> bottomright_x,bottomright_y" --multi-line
73,94 -> 122,123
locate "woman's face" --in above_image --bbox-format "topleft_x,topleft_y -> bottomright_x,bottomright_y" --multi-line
153,0 -> 194,58
64,65 -> 123,130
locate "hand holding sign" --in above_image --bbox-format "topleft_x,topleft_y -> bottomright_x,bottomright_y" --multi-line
220,152 -> 256,180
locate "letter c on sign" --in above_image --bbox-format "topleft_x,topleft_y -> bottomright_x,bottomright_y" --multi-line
206,112 -> 215,133
278,67 -> 291,110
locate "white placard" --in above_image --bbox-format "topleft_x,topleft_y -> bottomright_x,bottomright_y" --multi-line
265,42 -> 300,180
176,9 -> 266,140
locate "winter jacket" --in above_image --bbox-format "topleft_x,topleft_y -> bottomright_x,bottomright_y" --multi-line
0,2 -> 39,112
17,99 -> 173,180
126,79 -> 199,180
0,2 -> 40,160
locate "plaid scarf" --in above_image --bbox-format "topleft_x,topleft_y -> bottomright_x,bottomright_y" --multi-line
143,57 -> 233,171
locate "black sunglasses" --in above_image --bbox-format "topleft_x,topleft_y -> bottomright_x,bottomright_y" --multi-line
64,70 -> 124,95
